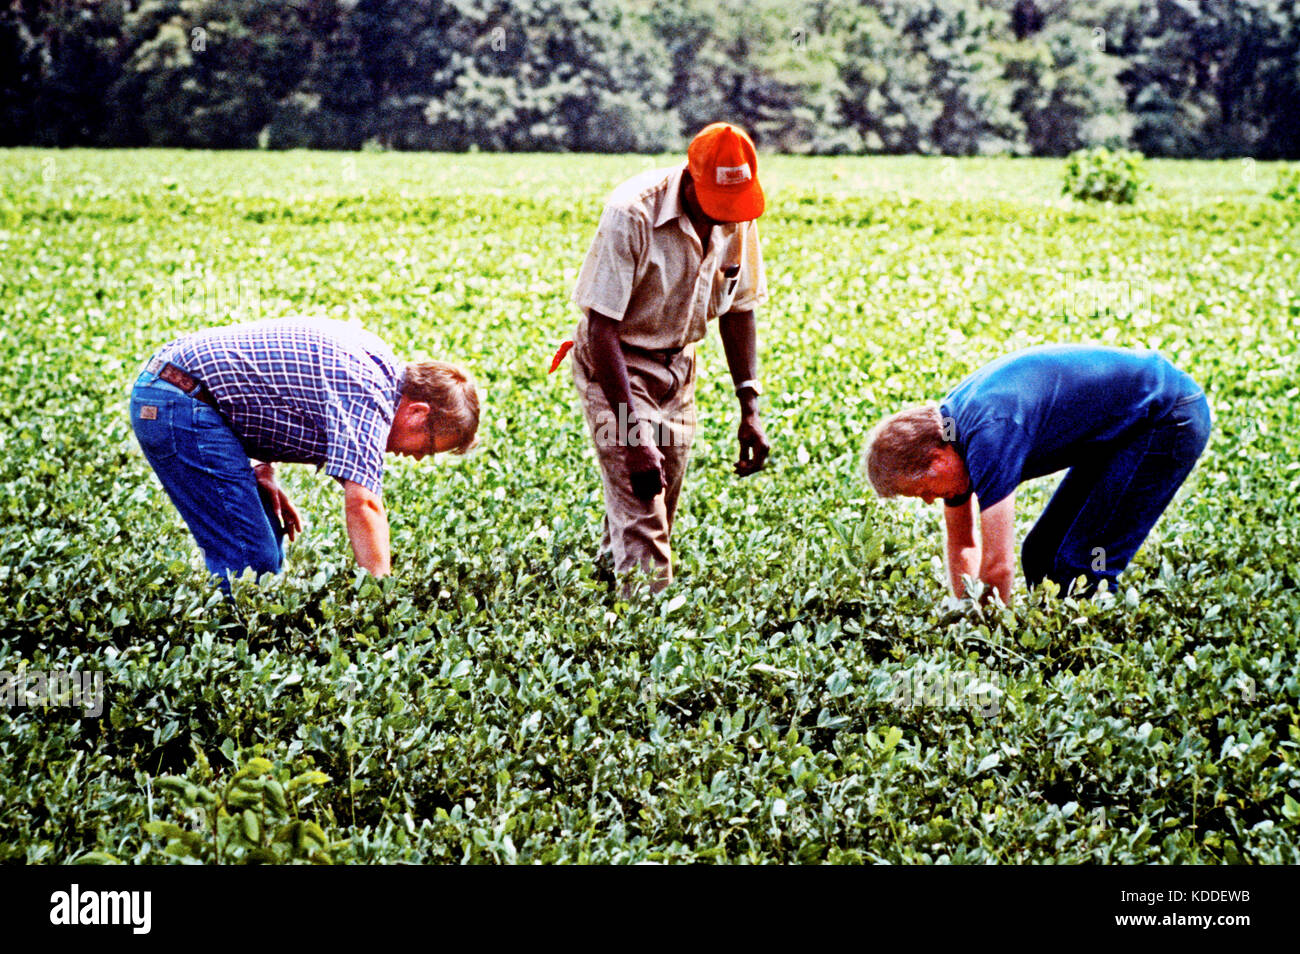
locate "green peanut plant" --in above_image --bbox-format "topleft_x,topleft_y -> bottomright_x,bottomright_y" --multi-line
144,756 -> 342,864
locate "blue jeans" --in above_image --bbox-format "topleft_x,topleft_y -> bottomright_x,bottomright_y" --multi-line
129,367 -> 285,588
1021,391 -> 1212,593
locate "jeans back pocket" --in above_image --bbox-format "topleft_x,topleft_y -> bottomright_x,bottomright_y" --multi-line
130,389 -> 178,461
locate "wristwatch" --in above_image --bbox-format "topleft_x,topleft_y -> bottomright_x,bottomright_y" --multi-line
735,379 -> 762,397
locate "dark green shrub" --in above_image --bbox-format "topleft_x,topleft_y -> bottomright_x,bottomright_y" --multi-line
1270,166 -> 1300,202
1062,147 -> 1148,203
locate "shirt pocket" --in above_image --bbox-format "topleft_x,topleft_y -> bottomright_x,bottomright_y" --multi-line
710,262 -> 742,317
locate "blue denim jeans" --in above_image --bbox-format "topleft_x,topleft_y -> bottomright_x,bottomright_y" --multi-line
129,367 -> 284,588
1020,391 -> 1212,593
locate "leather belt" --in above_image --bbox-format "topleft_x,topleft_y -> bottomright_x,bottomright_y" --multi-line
147,358 -> 219,410
621,342 -> 685,366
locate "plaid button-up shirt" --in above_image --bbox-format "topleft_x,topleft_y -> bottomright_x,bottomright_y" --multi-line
153,318 -> 404,495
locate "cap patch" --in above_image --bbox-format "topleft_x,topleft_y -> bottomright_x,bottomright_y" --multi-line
716,164 -> 752,186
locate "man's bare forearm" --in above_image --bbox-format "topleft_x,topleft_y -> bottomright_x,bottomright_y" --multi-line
718,309 -> 758,412
346,502 -> 390,576
586,310 -> 637,425
343,481 -> 391,576
975,495 -> 1017,605
943,499 -> 979,599
947,543 -> 980,598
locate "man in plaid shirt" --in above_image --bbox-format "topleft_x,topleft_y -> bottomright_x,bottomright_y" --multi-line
129,318 -> 479,585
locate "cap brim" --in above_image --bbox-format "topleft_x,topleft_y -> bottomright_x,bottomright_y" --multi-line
695,181 -> 765,223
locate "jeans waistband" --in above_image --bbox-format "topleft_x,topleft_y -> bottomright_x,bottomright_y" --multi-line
137,358 -> 220,410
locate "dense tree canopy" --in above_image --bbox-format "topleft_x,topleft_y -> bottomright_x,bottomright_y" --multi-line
2,0 -> 1297,156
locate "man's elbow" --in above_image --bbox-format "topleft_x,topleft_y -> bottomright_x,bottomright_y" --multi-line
587,309 -> 620,338
344,484 -> 384,517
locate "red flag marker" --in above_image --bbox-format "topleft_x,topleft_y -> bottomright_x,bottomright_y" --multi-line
549,339 -> 574,373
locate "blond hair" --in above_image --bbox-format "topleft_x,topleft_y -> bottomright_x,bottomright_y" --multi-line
402,361 -> 480,454
863,402 -> 945,497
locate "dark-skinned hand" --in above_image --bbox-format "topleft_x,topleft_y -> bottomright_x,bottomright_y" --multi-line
626,441 -> 665,502
735,412 -> 770,476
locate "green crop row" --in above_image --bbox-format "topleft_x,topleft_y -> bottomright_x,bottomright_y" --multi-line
1,151 -> 1297,863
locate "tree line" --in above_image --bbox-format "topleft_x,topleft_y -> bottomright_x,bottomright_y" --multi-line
3,0 -> 1298,158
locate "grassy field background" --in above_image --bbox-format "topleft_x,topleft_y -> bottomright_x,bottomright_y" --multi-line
1,149 -> 1298,863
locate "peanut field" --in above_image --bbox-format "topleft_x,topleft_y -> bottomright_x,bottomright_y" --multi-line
1,150 -> 1298,863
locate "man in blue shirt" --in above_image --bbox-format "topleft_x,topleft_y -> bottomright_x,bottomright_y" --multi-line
864,345 -> 1211,602
129,318 -> 479,586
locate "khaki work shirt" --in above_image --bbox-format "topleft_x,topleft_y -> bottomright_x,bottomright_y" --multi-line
572,165 -> 767,352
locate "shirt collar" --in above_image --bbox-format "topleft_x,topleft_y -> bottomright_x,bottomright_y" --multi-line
655,165 -> 689,229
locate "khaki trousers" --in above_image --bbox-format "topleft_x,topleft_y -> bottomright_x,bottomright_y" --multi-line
572,340 -> 697,590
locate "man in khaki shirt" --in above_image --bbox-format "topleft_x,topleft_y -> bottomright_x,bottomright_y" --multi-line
564,122 -> 771,592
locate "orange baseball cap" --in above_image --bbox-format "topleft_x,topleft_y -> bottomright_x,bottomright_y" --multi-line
687,122 -> 765,222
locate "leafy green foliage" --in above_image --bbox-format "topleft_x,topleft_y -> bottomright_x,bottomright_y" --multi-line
1062,147 -> 1148,203
1103,0 -> 1300,159
1002,19 -> 1132,155
1271,166 -> 1300,202
838,0 -> 1023,156
142,756 -> 338,864
1,151 -> 1298,863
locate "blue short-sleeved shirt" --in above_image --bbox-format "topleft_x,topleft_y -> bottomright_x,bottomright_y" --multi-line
939,345 -> 1202,509
153,318 -> 404,495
